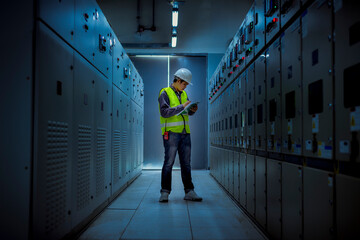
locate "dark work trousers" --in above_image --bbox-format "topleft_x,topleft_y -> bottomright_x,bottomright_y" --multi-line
161,131 -> 195,193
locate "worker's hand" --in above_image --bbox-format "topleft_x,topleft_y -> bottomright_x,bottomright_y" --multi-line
190,104 -> 198,112
183,101 -> 191,108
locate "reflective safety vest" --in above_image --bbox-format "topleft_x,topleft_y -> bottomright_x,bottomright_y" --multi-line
159,87 -> 190,135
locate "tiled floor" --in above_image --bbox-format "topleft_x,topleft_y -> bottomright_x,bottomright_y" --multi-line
79,170 -> 267,240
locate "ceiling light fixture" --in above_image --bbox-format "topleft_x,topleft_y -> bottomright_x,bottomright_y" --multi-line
172,2 -> 179,27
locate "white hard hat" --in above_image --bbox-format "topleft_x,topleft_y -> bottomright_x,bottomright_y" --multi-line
174,68 -> 192,85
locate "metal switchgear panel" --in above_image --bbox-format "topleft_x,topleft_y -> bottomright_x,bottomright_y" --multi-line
303,167 -> 334,239
228,150 -> 235,196
280,0 -> 300,28
234,153 -> 241,202
120,93 -> 130,180
225,88 -> 232,147
234,78 -> 241,148
33,23 -> 74,239
93,9 -> 113,78
230,83 -> 237,148
240,73 -> 247,149
113,38 -> 127,91
38,0 -> 74,44
122,55 -> 131,96
265,0 -> 281,44
246,64 -> 256,150
238,22 -> 247,57
92,66 -> 112,207
254,0 -> 266,55
267,159 -> 282,240
302,2 -> 333,159
282,163 -> 302,240
239,153 -> 247,207
74,0 -> 102,73
111,85 -> 125,194
281,19 -> 302,155
255,156 -> 267,228
245,5 -> 255,64
266,38 -> 282,153
334,1 -> 360,162
336,174 -> 360,238
255,55 -> 267,151
72,52 -> 95,227
246,155 -> 255,216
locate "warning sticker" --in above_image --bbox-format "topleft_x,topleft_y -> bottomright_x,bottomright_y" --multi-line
306,140 -> 312,150
350,107 -> 360,131
288,119 -> 293,135
312,114 -> 319,133
339,140 -> 350,154
318,142 -> 332,159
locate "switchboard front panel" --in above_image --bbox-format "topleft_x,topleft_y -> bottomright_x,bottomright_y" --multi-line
334,1 -> 360,162
281,19 -> 302,155
266,38 -> 282,153
302,2 -> 333,159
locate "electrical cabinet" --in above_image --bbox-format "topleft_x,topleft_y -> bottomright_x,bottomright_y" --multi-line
75,0 -> 112,78
255,55 -> 267,151
334,1 -> 360,162
266,38 -> 282,153
265,0 -> 281,44
281,19 -> 302,155
302,2 -> 333,159
246,64 -> 256,150
234,152 -> 240,203
303,167 -> 334,239
240,73 -> 247,149
280,0 -> 300,28
33,22 -> 74,240
72,52 -> 95,227
282,162 -> 302,240
254,0 -> 266,55
336,174 -> 360,238
245,4 -> 255,64
228,150 -> 235,196
246,155 -> 255,216
38,0 -> 74,44
111,85 -> 125,194
240,153 -> 247,207
92,62 -> 112,208
267,159 -> 282,240
113,38 -> 127,92
234,78 -> 241,148
255,156 -> 266,228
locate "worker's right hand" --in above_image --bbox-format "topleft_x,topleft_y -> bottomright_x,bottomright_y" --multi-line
183,101 -> 191,108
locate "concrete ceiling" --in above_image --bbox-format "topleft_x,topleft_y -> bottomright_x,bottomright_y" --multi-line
97,0 -> 252,55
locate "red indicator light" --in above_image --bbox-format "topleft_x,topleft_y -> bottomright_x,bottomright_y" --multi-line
230,71 -> 233,74
219,86 -> 222,88
242,57 -> 245,60
236,65 -> 239,68
272,18 -> 278,23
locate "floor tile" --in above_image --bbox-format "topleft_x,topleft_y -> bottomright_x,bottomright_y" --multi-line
78,209 -> 135,240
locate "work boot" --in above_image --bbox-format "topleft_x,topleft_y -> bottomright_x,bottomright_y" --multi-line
184,190 -> 202,201
159,192 -> 169,202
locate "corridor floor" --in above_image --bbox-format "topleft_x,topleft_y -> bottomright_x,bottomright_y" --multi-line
78,170 -> 267,240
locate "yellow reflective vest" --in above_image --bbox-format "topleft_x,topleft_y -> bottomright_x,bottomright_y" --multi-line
159,87 -> 190,135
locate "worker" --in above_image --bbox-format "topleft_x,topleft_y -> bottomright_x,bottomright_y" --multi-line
158,68 -> 203,202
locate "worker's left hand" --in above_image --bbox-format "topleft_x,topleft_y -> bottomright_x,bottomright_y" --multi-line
190,104 -> 198,112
